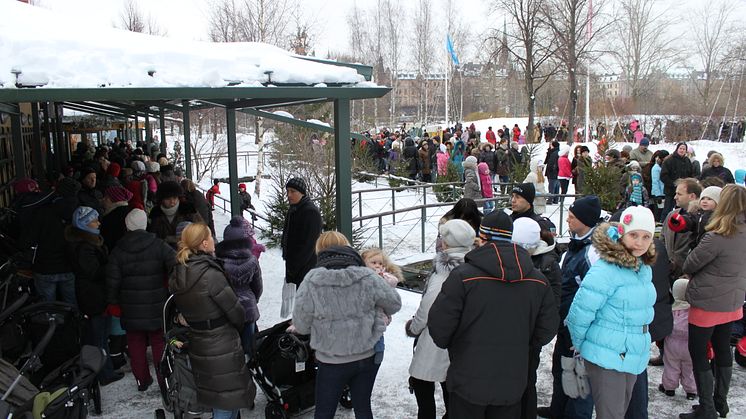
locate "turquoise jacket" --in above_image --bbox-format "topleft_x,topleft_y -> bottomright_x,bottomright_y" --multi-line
566,223 -> 656,375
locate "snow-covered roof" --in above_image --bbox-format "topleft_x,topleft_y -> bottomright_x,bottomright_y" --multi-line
0,1 -> 366,90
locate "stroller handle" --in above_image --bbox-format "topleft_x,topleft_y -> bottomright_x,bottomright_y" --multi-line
1,317 -> 56,402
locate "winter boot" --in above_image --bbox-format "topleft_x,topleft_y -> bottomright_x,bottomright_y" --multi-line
713,366 -> 731,418
680,371 -> 718,419
108,334 -> 128,371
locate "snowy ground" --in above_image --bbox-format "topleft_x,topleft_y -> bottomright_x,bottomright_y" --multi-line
100,137 -> 746,418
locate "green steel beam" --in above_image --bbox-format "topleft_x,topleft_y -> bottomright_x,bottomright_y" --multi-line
182,100 -> 192,180
63,103 -> 129,119
226,108 -> 241,217
159,108 -> 167,155
0,86 -> 390,103
30,103 -> 44,180
295,56 -> 374,81
0,103 -> 20,115
334,99 -> 353,241
238,108 -> 366,141
10,112 -> 25,179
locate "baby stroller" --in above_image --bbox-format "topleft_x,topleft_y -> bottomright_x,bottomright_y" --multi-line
154,295 -> 207,419
249,319 -> 317,419
0,296 -> 104,418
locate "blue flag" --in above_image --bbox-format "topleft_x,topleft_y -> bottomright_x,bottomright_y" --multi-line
446,34 -> 459,66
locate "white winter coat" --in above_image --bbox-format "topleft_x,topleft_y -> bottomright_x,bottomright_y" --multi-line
524,159 -> 547,215
408,248 -> 469,382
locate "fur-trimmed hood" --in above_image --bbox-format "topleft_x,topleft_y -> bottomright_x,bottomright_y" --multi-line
432,248 -> 469,275
64,225 -> 104,247
592,223 -> 655,270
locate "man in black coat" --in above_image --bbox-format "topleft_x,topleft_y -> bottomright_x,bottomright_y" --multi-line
148,181 -> 203,248
545,141 -> 560,204
281,177 -> 322,286
428,211 -> 558,418
660,142 -> 694,216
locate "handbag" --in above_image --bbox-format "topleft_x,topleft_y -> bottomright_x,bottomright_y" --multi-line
280,282 -> 297,319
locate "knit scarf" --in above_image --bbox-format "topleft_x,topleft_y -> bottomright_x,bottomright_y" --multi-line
161,202 -> 179,223
629,184 -> 644,205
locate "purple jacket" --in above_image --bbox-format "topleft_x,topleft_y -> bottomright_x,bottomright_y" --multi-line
216,238 -> 263,323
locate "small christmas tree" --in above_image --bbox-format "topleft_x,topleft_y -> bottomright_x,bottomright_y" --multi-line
434,161 -> 463,202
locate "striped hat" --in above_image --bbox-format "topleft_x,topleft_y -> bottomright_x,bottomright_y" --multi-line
479,210 -> 513,242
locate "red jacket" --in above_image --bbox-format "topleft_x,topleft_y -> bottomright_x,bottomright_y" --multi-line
486,130 -> 497,145
558,156 -> 573,178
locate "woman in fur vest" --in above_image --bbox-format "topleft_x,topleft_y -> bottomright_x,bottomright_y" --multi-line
293,234 -> 402,419
406,219 -> 475,419
566,206 -> 657,419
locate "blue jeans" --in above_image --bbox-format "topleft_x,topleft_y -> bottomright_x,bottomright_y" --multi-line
548,179 -> 560,204
33,272 -> 77,306
483,200 -> 495,214
85,314 -> 115,381
315,355 -> 380,419
212,408 -> 239,419
624,369 -> 648,419
373,336 -> 384,364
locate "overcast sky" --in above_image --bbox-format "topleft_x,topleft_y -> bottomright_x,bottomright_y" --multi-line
36,0 -> 740,70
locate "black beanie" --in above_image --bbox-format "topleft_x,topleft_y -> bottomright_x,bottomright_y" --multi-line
286,177 -> 308,196
479,211 -> 514,242
569,195 -> 602,228
512,183 -> 536,205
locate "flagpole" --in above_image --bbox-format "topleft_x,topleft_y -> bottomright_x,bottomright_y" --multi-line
445,36 -> 449,128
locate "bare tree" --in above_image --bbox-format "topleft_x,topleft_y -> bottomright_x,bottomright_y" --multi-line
207,0 -> 295,45
690,0 -> 733,111
189,108 -> 229,183
380,0 -> 405,128
412,0 -> 434,123
543,0 -> 609,137
118,0 -> 166,36
492,0 -> 559,140
610,0 -> 679,103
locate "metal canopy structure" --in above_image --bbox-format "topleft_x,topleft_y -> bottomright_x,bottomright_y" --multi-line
0,81 -> 390,240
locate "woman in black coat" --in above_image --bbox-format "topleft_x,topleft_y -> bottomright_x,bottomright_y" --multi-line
660,142 -> 694,216
66,206 -> 123,386
107,208 -> 176,392
169,223 -> 252,417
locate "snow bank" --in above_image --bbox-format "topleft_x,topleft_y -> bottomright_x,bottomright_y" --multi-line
0,2 -> 365,89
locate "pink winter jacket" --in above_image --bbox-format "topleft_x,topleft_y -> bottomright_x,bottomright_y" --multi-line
437,152 -> 450,175
478,163 -> 493,198
558,156 -> 573,179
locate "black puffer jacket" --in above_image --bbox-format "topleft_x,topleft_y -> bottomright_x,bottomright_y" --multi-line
650,239 -> 673,342
107,230 -> 176,331
428,241 -> 559,406
531,242 -> 562,310
22,195 -> 77,274
65,227 -> 107,317
700,165 -> 734,184
148,202 -> 203,248
169,253 -> 251,410
660,151 -> 694,195
281,196 -> 323,285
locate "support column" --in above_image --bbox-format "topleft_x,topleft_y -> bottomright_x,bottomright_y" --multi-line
42,102 -> 57,173
54,102 -> 66,169
226,108 -> 240,217
159,108 -> 167,155
30,103 -> 44,179
145,114 -> 151,147
10,111 -> 25,179
134,115 -> 140,144
334,99 -> 353,240
182,100 -> 192,180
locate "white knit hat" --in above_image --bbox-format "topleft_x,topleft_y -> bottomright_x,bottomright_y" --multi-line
700,186 -> 722,205
559,145 -> 570,156
672,278 -> 690,311
439,219 -> 476,249
146,161 -> 160,173
618,206 -> 656,236
125,208 -> 148,231
511,218 -> 542,250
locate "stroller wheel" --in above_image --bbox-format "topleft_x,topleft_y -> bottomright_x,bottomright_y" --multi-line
264,402 -> 288,419
92,382 -> 102,415
154,408 -> 166,419
339,386 -> 353,409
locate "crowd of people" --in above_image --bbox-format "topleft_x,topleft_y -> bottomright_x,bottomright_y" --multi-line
5,133 -> 746,419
